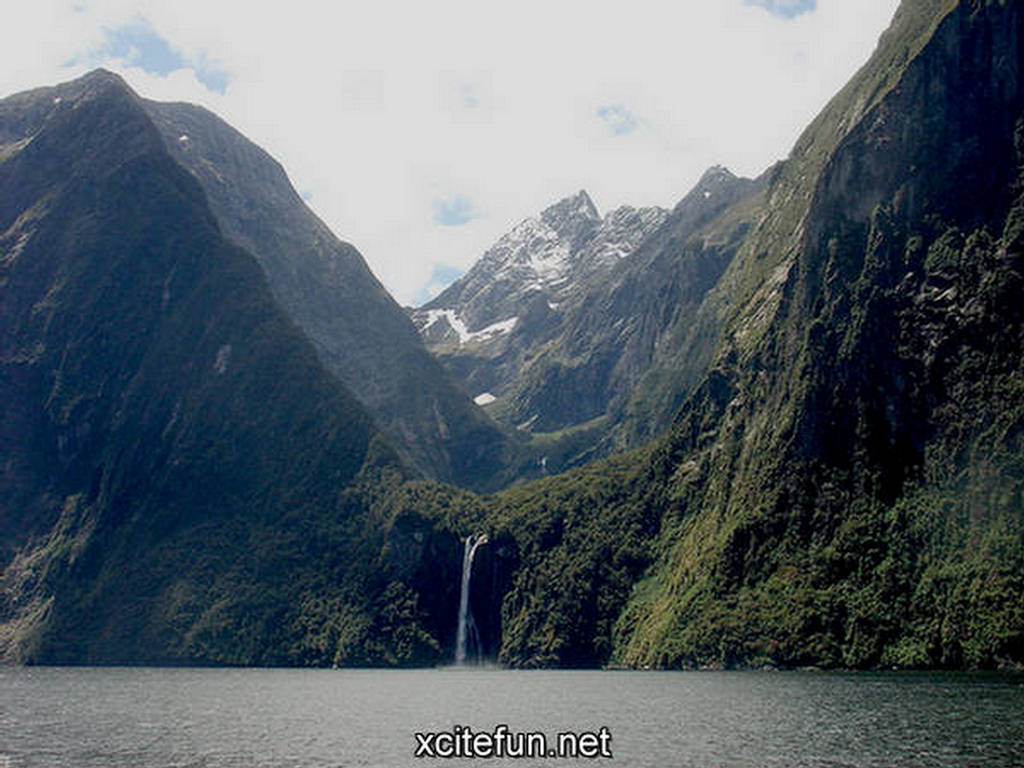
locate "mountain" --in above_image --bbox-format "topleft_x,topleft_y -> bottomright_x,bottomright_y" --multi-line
411,191 -> 667,398
138,93 -> 509,489
0,71 -> 442,665
414,190 -> 666,346
411,167 -> 762,470
4,0 -> 1022,671
484,0 -> 1024,669
387,0 -> 1023,671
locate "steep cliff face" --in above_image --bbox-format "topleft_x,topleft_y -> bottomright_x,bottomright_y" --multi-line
4,0 -> 1020,671
614,0 -> 1024,670
481,0 -> 1024,670
412,169 -> 762,472
0,71 -> 429,665
411,192 -> 669,424
140,99 -> 509,490
552,166 -> 766,448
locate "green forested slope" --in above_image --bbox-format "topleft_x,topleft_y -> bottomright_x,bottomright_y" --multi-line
0,71 -> 433,665
459,0 -> 1024,670
141,99 -> 511,491
3,0 -> 1021,671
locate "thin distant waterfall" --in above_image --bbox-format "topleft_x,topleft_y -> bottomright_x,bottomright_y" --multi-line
455,533 -> 488,666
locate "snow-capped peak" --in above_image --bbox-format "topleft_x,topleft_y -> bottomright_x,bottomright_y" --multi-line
539,189 -> 600,235
411,189 -> 668,350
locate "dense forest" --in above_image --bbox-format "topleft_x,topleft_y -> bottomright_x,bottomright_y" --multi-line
2,0 -> 1022,670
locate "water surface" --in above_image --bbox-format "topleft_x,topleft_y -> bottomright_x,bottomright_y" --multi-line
2,667 -> 1022,767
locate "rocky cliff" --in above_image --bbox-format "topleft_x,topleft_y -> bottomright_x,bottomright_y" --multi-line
140,97 -> 509,489
474,0 -> 1024,669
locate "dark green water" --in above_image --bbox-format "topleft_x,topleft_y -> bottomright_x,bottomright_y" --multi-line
1,667 -> 1022,766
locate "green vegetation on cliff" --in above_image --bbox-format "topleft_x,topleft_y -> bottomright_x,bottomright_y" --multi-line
477,0 -> 1024,670
3,0 -> 1022,672
0,72 -> 430,666
390,0 -> 1024,671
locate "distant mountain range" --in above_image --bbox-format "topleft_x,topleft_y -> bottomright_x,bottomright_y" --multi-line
410,166 -> 764,469
413,189 -> 666,354
2,0 -> 1022,670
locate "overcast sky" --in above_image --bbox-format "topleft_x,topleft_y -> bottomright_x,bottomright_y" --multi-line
5,0 -> 900,305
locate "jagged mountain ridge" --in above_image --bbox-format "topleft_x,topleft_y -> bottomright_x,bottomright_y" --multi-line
415,190 -> 667,344
0,70 -> 423,664
139,92 -> 509,489
481,0 -> 1024,669
550,164 -> 766,448
410,166 -> 763,466
411,191 -> 667,359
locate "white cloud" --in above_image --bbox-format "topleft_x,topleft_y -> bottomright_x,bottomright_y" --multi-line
2,0 -> 901,305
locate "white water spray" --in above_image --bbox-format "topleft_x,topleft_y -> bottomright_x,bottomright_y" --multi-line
455,533 -> 488,665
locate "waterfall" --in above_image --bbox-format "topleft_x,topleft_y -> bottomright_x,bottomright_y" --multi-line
455,533 -> 488,666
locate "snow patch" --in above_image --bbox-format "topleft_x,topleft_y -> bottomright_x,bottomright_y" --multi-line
421,309 -> 517,344
421,309 -> 469,341
472,316 -> 518,341
474,392 -> 497,405
53,97 -> 62,105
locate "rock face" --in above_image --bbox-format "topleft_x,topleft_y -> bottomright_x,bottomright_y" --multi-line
3,0 -> 1022,672
0,70 -> 418,664
139,97 -> 509,490
486,0 -> 1024,670
410,168 -> 763,468
411,192 -> 668,395
416,191 -> 666,340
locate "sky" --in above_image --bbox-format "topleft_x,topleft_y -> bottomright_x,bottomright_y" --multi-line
4,0 -> 901,306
